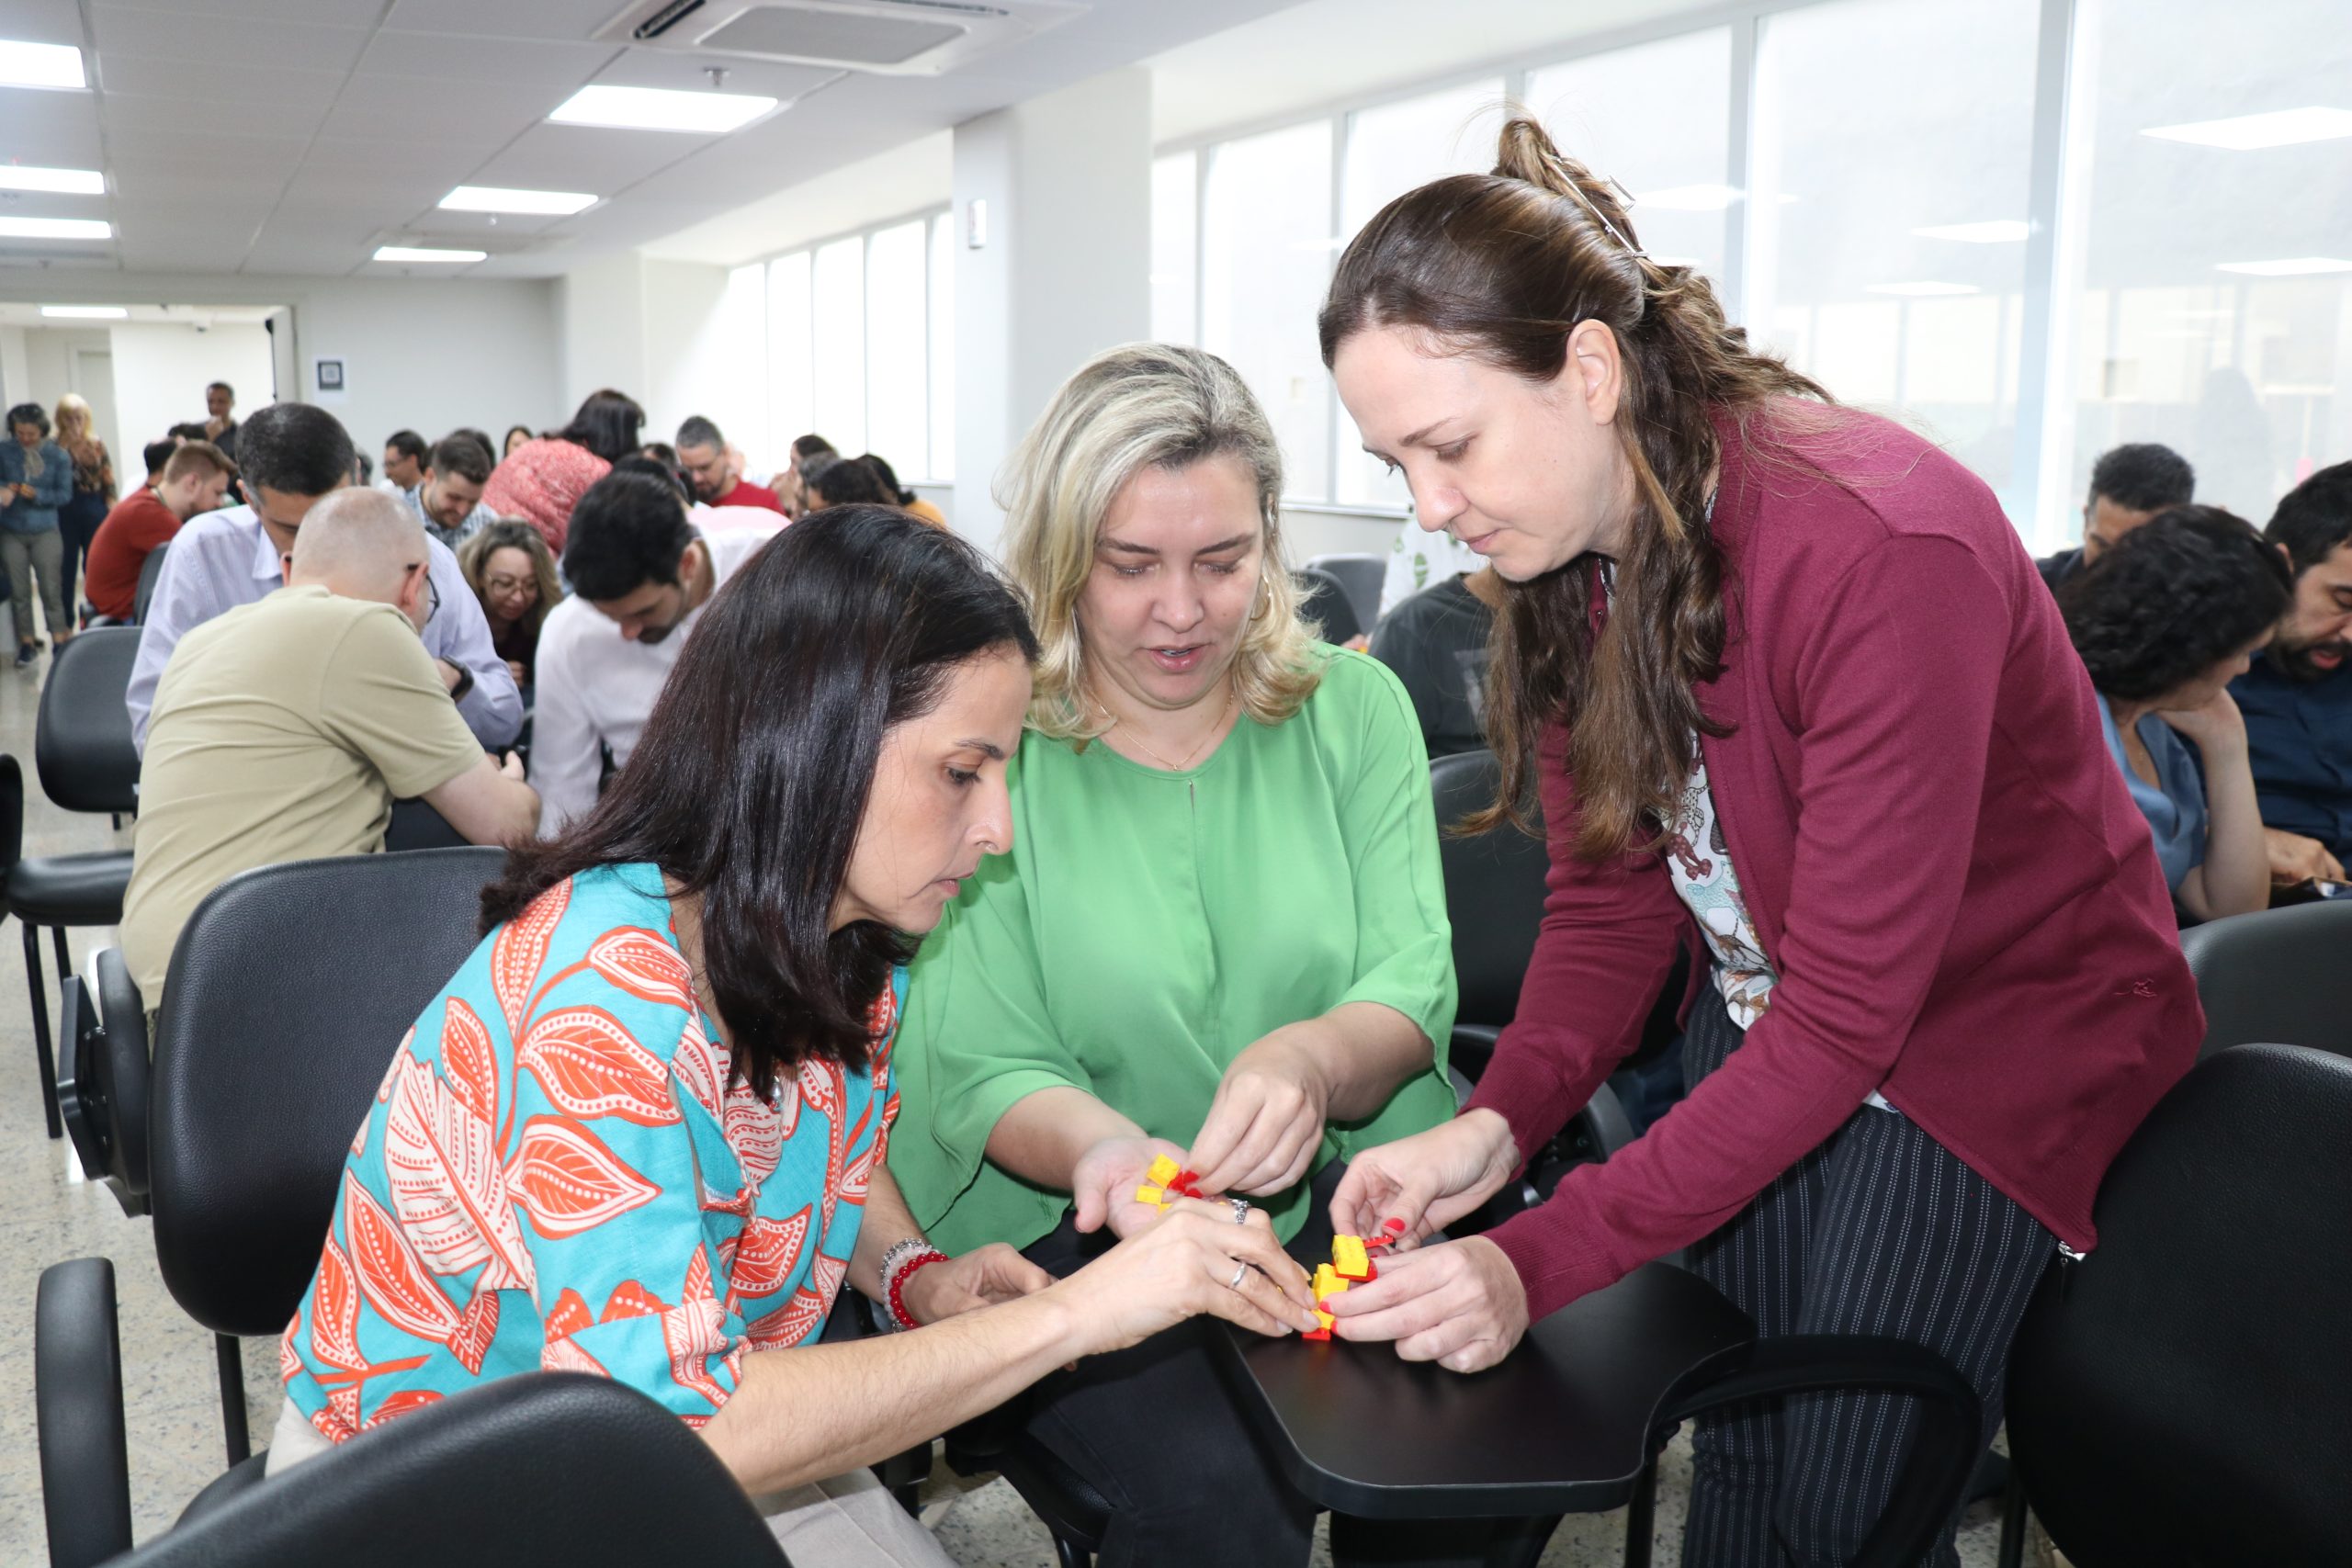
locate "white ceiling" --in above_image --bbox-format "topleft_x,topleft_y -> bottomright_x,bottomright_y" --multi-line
0,300 -> 277,325
0,0 -> 1305,281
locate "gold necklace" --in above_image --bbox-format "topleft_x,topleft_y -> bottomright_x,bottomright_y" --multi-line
1101,685 -> 1237,773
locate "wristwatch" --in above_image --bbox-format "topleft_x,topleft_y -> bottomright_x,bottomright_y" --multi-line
447,663 -> 475,704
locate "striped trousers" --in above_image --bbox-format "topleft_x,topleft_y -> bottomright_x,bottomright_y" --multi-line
1679,982 -> 2056,1568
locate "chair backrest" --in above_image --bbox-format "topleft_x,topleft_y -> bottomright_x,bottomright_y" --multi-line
1429,750 -> 1548,1028
149,847 -> 507,1337
118,1373 -> 790,1567
1294,566 -> 1364,646
0,752 -> 22,872
2005,1044 -> 2352,1564
2177,899 -> 2352,1058
1304,551 -> 1383,630
134,541 -> 169,624
35,626 -> 143,815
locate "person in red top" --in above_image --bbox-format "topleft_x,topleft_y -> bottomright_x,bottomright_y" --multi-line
675,415 -> 784,513
1317,119 -> 2201,1566
84,440 -> 232,620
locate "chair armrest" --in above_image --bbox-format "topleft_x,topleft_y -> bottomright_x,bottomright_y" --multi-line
1660,1334 -> 1981,1568
36,1258 -> 134,1568
55,966 -> 149,1218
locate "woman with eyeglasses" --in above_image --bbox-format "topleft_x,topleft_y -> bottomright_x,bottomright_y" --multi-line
458,519 -> 564,689
1317,118 -> 2202,1566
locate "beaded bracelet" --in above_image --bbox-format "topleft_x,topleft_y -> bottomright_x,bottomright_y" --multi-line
879,1239 -> 951,1332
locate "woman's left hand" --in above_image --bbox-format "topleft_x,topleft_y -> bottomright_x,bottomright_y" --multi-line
899,1242 -> 1056,1325
1190,1024 -> 1334,1197
1321,1235 -> 1530,1373
2157,686 -> 2248,753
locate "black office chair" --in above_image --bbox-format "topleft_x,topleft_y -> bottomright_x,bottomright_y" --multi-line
1996,1043 -> 2352,1565
2177,899 -> 2352,1058
133,542 -> 169,625
38,626 -> 143,822
54,847 -> 504,1481
1305,551 -> 1384,632
2,754 -> 133,1138
34,1295 -> 791,1568
1295,566 -> 1365,645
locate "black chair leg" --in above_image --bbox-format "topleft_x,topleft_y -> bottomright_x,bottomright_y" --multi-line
217,1333 -> 252,1465
1622,1457 -> 1658,1568
51,922 -> 72,982
1051,1538 -> 1091,1568
1995,1461 -> 2030,1568
24,921 -> 61,1139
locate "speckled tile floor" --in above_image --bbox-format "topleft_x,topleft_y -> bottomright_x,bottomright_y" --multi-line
0,646 -> 2030,1565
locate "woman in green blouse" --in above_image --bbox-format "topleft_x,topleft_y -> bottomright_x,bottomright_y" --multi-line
892,344 -> 1462,1567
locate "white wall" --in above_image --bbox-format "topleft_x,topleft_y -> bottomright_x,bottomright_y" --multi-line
108,321 -> 273,463
954,68 -> 1155,553
556,252 -> 755,460
0,274 -> 565,468
558,252 -> 649,420
7,327 -> 120,459
643,132 -> 953,269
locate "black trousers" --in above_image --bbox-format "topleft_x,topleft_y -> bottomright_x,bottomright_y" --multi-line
1679,983 -> 2056,1567
1018,1160 -> 1546,1568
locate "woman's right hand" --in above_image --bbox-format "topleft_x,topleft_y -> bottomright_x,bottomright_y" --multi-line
1069,1133 -> 1196,1238
1329,1110 -> 1521,1249
1051,1201 -> 1321,1355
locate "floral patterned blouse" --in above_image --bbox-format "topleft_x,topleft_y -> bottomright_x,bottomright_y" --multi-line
281,862 -> 902,1441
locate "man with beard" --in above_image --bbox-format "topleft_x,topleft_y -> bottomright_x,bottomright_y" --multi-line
530,466 -> 779,832
2231,462 -> 2352,886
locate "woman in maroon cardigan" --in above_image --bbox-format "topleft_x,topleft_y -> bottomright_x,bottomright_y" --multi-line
1318,118 -> 2202,1565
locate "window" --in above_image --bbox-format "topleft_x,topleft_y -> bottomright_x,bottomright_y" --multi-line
2052,0 -> 2352,537
761,207 -> 953,485
1748,0 -> 2041,511
1202,120 -> 1335,502
1530,29 -> 1733,286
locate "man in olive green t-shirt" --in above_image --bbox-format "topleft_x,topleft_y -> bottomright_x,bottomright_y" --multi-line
121,490 -> 542,1002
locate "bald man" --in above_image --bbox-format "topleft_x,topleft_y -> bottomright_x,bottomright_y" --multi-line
121,489 -> 539,1004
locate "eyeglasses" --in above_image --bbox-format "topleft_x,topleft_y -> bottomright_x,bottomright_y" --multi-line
405,564 -> 441,626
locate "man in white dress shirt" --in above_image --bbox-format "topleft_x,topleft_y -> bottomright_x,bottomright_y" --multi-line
530,460 -> 781,833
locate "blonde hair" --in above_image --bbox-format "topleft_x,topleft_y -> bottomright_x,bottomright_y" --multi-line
1000,343 -> 1322,741
52,393 -> 91,441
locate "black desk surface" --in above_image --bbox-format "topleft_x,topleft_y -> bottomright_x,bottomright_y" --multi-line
1218,1261 -> 1755,1519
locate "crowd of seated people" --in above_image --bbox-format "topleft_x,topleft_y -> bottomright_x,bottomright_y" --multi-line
38,111 -> 2352,1568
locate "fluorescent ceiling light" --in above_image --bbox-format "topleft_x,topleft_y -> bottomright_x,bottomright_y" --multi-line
1634,183 -> 1741,211
374,245 -> 487,264
0,216 -> 111,240
548,84 -> 776,134
2143,107 -> 2352,150
1913,220 -> 2030,243
0,164 -> 104,196
2214,256 -> 2352,276
438,185 -> 597,217
40,304 -> 125,319
0,39 -> 85,90
1864,281 -> 1980,297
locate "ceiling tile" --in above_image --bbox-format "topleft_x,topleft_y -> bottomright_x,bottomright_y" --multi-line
119,236 -> 250,271
277,165 -> 447,215
95,53 -> 345,108
90,4 -> 370,73
99,125 -> 308,172
108,166 -> 289,202
590,52 -> 842,101
355,30 -> 617,88
0,0 -> 86,48
101,90 -> 332,140
470,123 -> 701,190
380,0 -> 625,43
98,0 -> 389,24
298,136 -> 481,178
314,73 -> 557,145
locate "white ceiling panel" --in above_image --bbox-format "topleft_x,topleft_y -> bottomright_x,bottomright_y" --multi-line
99,91 -> 324,139
355,29 -> 618,87
119,235 -> 252,271
88,5 -> 370,73
277,167 -> 450,216
95,54 -> 346,109
470,123 -> 706,190
0,0 -> 85,48
317,75 -> 558,145
98,0 -> 390,25
297,136 -> 482,178
109,166 -> 291,202
100,126 -> 309,172
380,0 -> 628,43
0,110 -> 106,167
589,51 -> 844,100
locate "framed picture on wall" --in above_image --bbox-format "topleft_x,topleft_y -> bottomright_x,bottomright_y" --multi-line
312,355 -> 348,403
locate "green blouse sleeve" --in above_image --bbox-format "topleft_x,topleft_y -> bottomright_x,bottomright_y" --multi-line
1324,652 -> 1458,1134
888,839 -> 1085,1245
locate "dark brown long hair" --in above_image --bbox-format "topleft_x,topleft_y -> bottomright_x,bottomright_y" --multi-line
481,506 -> 1037,1094
1319,116 -> 1829,859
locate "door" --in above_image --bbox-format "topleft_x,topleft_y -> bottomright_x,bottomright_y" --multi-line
72,348 -> 121,487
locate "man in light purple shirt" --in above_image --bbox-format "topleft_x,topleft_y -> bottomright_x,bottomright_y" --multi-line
128,403 -> 521,753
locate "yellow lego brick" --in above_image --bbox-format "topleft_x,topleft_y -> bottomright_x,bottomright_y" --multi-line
1134,1184 -> 1166,1206
1146,1154 -> 1181,1187
1331,1235 -> 1371,1280
1312,1263 -> 1349,1303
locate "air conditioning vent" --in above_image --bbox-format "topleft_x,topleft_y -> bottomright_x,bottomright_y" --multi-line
596,0 -> 1084,76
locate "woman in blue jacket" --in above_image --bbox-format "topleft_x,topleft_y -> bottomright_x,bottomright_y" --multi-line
0,402 -> 76,667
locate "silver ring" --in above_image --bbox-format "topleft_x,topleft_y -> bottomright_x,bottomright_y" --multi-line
1228,1196 -> 1251,1224
1227,1263 -> 1249,1291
